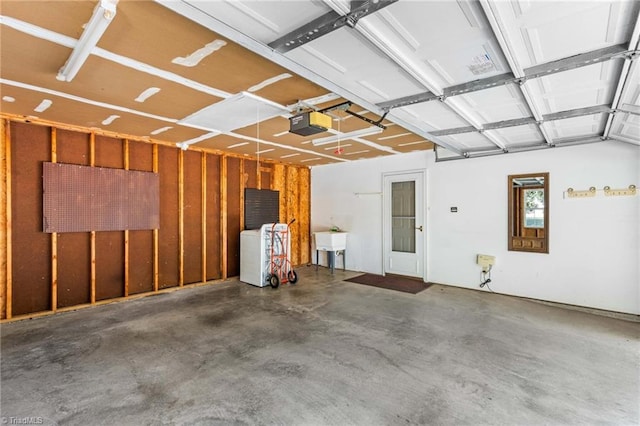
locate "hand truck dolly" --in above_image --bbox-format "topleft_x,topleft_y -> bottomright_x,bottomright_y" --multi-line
265,219 -> 298,288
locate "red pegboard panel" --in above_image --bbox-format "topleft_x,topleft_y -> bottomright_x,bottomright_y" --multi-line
43,162 -> 159,233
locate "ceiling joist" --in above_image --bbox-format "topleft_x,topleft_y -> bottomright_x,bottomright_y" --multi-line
430,105 -> 615,138
268,0 -> 398,53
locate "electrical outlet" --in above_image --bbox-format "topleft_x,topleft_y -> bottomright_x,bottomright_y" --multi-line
477,254 -> 495,272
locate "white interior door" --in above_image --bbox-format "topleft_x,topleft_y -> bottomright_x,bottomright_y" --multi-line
383,172 -> 424,278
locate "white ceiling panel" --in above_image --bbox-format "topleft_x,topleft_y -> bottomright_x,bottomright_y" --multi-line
187,1 -> 329,44
441,132 -> 495,150
610,58 -> 640,145
616,57 -> 640,114
368,1 -> 509,87
486,1 -> 639,68
610,113 -> 640,146
544,114 -> 608,141
398,101 -> 470,130
528,61 -> 623,114
287,27 -> 425,102
492,124 -> 544,147
455,83 -> 530,123
179,92 -> 289,133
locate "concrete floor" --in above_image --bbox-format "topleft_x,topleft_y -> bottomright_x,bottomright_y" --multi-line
1,267 -> 638,426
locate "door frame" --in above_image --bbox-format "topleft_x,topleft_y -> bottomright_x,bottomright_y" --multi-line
382,170 -> 425,279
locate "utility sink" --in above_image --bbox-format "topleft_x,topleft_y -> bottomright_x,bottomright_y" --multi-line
314,232 -> 347,251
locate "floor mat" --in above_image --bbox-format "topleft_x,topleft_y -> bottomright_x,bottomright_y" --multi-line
344,273 -> 431,294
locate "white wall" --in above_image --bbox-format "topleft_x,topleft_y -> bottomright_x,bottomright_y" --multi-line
311,151 -> 431,274
311,142 -> 640,314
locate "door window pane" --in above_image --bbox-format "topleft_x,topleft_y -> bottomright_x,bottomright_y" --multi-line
392,181 -> 415,253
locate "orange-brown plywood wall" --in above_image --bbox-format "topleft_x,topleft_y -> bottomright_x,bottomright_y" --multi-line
0,119 -> 311,320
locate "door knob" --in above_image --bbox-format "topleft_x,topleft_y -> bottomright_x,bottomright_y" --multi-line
416,225 -> 423,232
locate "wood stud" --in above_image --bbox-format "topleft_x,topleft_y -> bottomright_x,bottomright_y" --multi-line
51,128 -> 58,312
201,152 -> 207,283
179,150 -> 184,286
299,167 -> 311,265
1,119 -> 8,319
239,160 -> 245,232
90,133 -> 96,304
124,139 -> 130,297
5,120 -> 11,319
220,156 -> 228,279
152,144 -> 159,292
286,166 -> 300,266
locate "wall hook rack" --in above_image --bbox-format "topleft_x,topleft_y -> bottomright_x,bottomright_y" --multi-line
566,187 -> 596,198
604,184 -> 636,196
565,184 -> 637,198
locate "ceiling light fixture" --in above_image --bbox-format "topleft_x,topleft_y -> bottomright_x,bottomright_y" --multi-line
311,126 -> 383,146
56,0 -> 118,82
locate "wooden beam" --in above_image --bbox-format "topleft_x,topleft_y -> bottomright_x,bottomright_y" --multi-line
90,133 -> 96,304
273,164 -> 286,223
124,229 -> 129,297
1,119 -> 8,319
51,128 -> 57,312
153,144 -> 159,292
51,127 -> 57,164
5,120 -> 11,319
201,152 -> 207,283
178,149 -> 184,286
286,166 -> 300,265
258,166 -> 272,191
123,139 -> 129,297
239,159 -> 245,231
257,164 -> 261,190
298,166 -> 311,265
89,132 -> 95,167
123,139 -> 130,170
220,156 -> 228,279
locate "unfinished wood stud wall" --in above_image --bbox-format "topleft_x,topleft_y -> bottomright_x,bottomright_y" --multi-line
0,119 -> 311,320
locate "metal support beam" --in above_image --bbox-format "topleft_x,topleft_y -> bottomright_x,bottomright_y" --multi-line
610,135 -> 640,146
430,126 -> 477,137
604,12 -> 640,139
483,116 -> 537,131
268,10 -> 341,53
524,44 -> 631,80
427,105 -> 613,138
618,107 -> 640,117
268,0 -> 398,53
443,72 -> 516,98
377,90 -> 439,112
464,145 -> 506,154
552,135 -> 606,146
542,105 -> 613,122
437,135 -> 607,162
